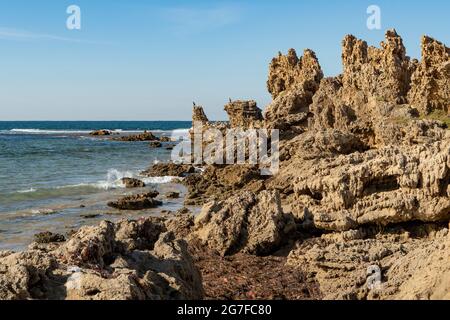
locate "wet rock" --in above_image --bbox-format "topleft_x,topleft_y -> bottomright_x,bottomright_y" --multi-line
121,177 -> 146,188
80,214 -> 101,219
160,136 -> 172,143
114,131 -> 159,142
165,192 -> 180,199
107,192 -> 162,210
90,130 -> 112,136
34,232 -> 66,244
148,141 -> 162,148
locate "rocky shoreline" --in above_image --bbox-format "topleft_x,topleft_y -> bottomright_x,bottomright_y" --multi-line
1,29 -> 450,300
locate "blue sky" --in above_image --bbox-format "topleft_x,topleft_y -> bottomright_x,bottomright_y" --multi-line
0,0 -> 448,121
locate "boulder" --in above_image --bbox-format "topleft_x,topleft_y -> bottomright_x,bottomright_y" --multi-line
149,141 -> 162,148
115,131 -> 159,142
107,192 -> 162,210
121,177 -> 146,188
90,130 -> 112,136
34,232 -> 66,244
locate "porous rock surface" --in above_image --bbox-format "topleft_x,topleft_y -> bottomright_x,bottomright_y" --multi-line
192,190 -> 295,256
0,217 -> 203,300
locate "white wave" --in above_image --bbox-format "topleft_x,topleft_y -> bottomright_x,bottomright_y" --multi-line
10,129 -> 92,134
142,176 -> 178,184
17,188 -> 36,193
7,128 -> 191,136
30,209 -> 56,215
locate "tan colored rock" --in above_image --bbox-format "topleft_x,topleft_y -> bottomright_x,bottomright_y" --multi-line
267,49 -> 323,100
192,106 -> 209,124
265,49 -> 323,132
0,218 -> 203,300
342,29 -> 415,106
290,135 -> 450,231
286,224 -> 450,300
193,191 -> 295,256
224,100 -> 263,129
408,36 -> 450,114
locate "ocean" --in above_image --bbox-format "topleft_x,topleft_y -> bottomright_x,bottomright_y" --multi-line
0,121 -> 192,251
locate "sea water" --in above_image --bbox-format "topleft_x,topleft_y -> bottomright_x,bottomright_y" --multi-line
0,121 -> 191,250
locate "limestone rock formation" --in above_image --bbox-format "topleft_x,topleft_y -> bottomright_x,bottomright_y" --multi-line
279,133 -> 450,231
224,100 -> 263,129
267,49 -> 323,100
192,191 -> 295,256
286,223 -> 450,300
341,29 -> 415,106
192,106 -> 209,124
408,36 -> 450,114
265,49 -> 323,133
0,217 -> 204,300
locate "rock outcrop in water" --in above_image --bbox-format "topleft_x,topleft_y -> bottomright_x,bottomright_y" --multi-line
107,191 -> 162,210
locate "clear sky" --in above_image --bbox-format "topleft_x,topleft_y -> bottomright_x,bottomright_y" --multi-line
0,0 -> 448,121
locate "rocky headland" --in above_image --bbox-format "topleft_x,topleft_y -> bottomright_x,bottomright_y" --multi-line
1,29 -> 449,300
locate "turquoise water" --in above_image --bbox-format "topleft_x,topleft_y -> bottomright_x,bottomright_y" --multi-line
0,121 -> 191,250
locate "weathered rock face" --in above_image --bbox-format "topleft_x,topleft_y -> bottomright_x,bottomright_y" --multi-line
141,163 -> 196,177
192,106 -> 209,124
183,165 -> 266,205
308,31 -> 449,148
341,29 -> 416,106
265,49 -> 323,132
267,49 -> 323,100
408,36 -> 450,114
107,192 -> 162,210
121,177 -> 146,188
224,100 -> 263,129
0,217 -> 204,300
192,191 -> 295,256
288,134 -> 450,231
287,223 -> 450,300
